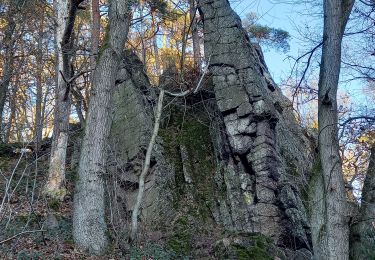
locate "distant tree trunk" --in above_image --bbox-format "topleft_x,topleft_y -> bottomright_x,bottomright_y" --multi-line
179,14 -> 188,77
314,0 -> 354,259
0,4 -> 16,139
151,12 -> 161,77
350,146 -> 375,259
73,0 -> 131,254
4,78 -> 18,142
74,97 -> 85,125
34,10 -> 45,151
45,0 -> 83,199
189,0 -> 201,69
90,0 -> 100,70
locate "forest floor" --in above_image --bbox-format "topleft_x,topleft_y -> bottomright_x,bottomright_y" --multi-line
0,142 -> 212,260
0,144 -> 127,259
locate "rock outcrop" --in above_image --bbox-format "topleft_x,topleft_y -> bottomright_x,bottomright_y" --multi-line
104,1 -> 316,257
198,0 -> 315,251
107,50 -> 175,239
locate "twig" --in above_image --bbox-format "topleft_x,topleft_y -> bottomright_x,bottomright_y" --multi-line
194,55 -> 211,94
0,230 -> 46,244
162,56 -> 211,97
129,89 -> 165,242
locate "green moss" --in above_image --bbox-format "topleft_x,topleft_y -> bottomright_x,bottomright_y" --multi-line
159,107 -> 216,218
66,169 -> 79,183
234,244 -> 272,260
97,24 -> 110,60
318,223 -> 326,240
165,215 -> 192,257
215,233 -> 274,260
167,231 -> 192,256
302,156 -> 322,217
48,198 -> 61,211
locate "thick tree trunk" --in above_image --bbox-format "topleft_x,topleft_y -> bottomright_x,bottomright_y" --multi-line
45,0 -> 83,199
73,0 -> 131,254
314,0 -> 354,259
350,146 -> 375,259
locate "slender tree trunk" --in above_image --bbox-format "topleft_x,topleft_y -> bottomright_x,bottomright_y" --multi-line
350,146 -> 375,259
314,0 -> 354,259
0,6 -> 16,139
130,89 -> 164,242
151,12 -> 161,77
73,0 -> 131,254
90,0 -> 100,70
34,10 -> 45,151
179,14 -> 188,77
189,0 -> 201,69
4,78 -> 18,143
45,0 -> 83,199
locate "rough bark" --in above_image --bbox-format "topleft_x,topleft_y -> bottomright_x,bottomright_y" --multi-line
198,0 -> 315,251
0,3 -> 17,137
314,0 -> 354,259
90,0 -> 100,70
45,0 -> 83,199
72,0 -> 131,254
350,146 -> 375,259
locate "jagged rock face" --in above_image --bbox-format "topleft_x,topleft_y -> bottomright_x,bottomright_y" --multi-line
103,2 -> 315,255
198,0 -> 315,250
107,51 -> 175,236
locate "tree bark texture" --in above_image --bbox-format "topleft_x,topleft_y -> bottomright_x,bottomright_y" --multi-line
90,0 -> 100,70
45,0 -> 83,199
314,0 -> 354,259
0,2 -> 17,137
73,0 -> 131,255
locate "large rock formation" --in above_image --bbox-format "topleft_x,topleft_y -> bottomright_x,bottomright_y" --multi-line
198,0 -> 315,250
104,1 -> 316,257
107,50 -> 175,240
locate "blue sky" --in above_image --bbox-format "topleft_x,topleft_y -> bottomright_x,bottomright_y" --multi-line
232,0 -> 312,83
231,0 -> 373,113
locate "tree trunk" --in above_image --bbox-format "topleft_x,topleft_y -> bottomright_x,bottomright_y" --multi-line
130,89 -> 164,242
314,0 -> 354,259
45,0 -> 83,199
189,0 -> 201,69
34,10 -> 45,152
0,5 -> 16,138
4,77 -> 18,142
151,12 -> 161,77
90,0 -> 100,70
73,0 -> 131,254
350,146 -> 375,259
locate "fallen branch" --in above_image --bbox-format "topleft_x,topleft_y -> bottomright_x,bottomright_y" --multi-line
0,229 -> 46,244
129,89 -> 165,242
